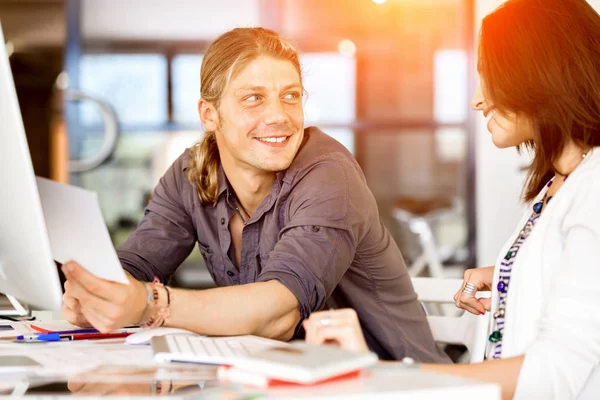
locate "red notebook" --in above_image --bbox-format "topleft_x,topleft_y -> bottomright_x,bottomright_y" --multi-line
218,365 -> 365,388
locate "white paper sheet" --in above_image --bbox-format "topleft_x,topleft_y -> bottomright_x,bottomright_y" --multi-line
0,341 -> 154,376
35,178 -> 128,284
0,321 -> 34,338
25,319 -> 141,334
26,320 -> 88,333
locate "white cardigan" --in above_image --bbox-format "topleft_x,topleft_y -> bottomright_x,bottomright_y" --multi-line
488,148 -> 600,399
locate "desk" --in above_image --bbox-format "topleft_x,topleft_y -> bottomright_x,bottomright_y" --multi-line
0,364 -> 500,399
0,317 -> 500,398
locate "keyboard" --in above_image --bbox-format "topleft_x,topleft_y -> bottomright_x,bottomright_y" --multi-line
152,334 -> 285,365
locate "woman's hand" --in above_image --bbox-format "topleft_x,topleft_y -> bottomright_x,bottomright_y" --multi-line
303,309 -> 369,353
454,266 -> 494,315
61,261 -> 148,332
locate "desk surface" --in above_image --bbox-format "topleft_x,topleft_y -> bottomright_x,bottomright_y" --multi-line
0,317 -> 501,399
0,364 -> 500,399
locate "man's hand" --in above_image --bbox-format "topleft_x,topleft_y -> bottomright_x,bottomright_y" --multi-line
61,261 -> 147,332
303,309 -> 370,353
62,288 -> 93,328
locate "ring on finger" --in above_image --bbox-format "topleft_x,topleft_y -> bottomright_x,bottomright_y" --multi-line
319,313 -> 332,327
462,282 -> 477,296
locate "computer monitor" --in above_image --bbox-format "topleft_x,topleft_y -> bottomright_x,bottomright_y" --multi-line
0,21 -> 63,310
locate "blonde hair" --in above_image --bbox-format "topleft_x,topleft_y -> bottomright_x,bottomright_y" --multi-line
187,27 -> 302,205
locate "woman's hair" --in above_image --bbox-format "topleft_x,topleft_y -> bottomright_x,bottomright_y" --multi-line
479,0 -> 600,201
187,27 -> 302,205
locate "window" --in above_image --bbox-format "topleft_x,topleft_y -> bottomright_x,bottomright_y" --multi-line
79,54 -> 168,127
171,54 -> 204,124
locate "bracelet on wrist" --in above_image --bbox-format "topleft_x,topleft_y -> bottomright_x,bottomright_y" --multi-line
138,277 -> 172,328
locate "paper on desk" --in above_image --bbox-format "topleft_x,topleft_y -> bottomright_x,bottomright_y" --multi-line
27,320 -> 84,332
27,320 -> 141,334
0,341 -> 154,376
36,177 -> 128,284
0,321 -> 34,338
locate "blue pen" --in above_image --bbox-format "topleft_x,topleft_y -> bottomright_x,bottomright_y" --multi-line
16,333 -> 62,342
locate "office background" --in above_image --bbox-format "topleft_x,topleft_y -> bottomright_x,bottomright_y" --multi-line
2,0 -> 598,290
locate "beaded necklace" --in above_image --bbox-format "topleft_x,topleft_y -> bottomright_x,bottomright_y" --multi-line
489,150 -> 590,358
488,180 -> 553,357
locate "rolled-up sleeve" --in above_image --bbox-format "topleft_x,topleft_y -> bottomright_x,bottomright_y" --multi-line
256,158 -> 363,322
118,154 -> 197,283
515,178 -> 600,399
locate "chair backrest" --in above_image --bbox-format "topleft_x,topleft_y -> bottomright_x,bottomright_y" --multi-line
411,277 -> 490,363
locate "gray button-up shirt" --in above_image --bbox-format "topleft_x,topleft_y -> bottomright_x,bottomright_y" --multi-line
118,127 -> 449,362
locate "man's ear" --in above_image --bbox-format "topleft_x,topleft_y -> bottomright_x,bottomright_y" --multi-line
198,98 -> 218,132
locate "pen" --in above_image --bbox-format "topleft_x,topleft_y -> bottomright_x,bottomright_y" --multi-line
16,333 -> 61,342
16,332 -> 133,342
30,327 -> 100,335
64,332 -> 133,341
30,324 -> 137,333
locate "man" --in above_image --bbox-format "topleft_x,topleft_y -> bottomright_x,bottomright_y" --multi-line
62,27 -> 449,362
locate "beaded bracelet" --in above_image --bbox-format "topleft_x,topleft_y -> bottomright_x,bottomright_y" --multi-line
150,379 -> 173,395
139,277 -> 172,328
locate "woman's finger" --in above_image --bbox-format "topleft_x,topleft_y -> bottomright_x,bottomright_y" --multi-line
457,295 -> 487,315
457,291 -> 485,310
460,266 -> 495,293
460,268 -> 485,291
479,297 -> 492,311
454,291 -> 463,308
458,302 -> 485,316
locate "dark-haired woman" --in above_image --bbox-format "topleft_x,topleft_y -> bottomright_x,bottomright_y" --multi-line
304,0 -> 600,398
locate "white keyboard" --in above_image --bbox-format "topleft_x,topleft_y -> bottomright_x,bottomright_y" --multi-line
152,334 -> 284,365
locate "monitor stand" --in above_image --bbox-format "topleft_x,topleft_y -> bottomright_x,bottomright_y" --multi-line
0,261 -> 28,316
6,294 -> 28,316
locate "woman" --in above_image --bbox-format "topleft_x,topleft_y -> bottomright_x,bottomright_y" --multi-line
303,0 -> 600,399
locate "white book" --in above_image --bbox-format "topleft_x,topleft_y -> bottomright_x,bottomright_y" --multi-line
228,341 -> 378,385
152,335 -> 378,385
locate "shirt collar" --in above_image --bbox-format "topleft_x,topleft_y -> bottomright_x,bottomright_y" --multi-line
215,164 -> 286,207
215,165 -> 229,207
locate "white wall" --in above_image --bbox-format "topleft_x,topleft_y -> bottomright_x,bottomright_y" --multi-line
474,0 -> 600,266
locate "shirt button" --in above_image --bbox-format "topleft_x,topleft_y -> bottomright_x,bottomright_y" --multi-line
311,226 -> 320,232
220,218 -> 225,225
227,271 -> 235,277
